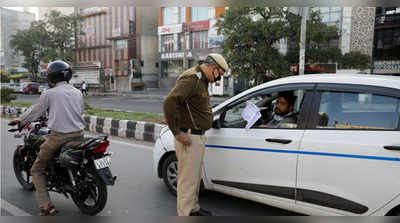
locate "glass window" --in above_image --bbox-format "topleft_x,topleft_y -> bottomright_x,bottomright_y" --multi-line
115,39 -> 128,50
191,31 -> 208,49
222,90 -> 306,129
162,60 -> 183,77
191,7 -> 209,22
161,34 -> 174,52
316,91 -> 400,130
177,33 -> 184,51
384,30 -> 393,49
330,12 -> 341,23
319,7 -> 330,13
321,14 -> 329,23
163,7 -> 176,25
179,7 -> 186,23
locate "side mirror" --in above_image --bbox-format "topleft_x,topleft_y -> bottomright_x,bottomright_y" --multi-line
212,119 -> 221,129
212,103 -> 219,108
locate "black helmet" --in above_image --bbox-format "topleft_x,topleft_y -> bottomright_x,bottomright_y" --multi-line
47,60 -> 72,85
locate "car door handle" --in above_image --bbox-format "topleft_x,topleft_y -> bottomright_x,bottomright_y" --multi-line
384,145 -> 400,151
265,138 -> 292,144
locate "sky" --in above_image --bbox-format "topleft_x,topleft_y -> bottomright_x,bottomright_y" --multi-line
3,7 -> 39,20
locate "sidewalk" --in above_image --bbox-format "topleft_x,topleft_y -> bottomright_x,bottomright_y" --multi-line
90,88 -> 231,104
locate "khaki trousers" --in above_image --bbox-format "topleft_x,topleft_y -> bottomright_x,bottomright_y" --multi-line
174,132 -> 206,216
31,130 -> 84,208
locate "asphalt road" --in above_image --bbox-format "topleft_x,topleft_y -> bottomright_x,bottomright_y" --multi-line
0,117 -> 298,216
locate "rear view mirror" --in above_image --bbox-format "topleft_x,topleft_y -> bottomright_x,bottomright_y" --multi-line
212,119 -> 221,129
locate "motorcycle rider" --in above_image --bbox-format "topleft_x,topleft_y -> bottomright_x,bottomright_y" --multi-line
9,60 -> 85,216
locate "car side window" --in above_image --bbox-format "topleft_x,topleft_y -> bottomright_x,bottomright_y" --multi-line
222,89 -> 306,129
316,91 -> 400,130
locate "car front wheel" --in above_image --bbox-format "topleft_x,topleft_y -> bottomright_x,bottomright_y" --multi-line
162,154 -> 178,196
161,153 -> 206,197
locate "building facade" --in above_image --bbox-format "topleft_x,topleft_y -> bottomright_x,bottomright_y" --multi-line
372,7 -> 400,75
0,8 -> 35,72
157,7 -> 226,90
75,7 -> 158,92
288,7 -> 375,59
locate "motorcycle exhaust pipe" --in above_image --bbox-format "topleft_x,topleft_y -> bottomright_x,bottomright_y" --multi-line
67,169 -> 76,186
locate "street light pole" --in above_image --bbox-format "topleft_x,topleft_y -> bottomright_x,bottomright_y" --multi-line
183,23 -> 189,70
299,7 -> 308,76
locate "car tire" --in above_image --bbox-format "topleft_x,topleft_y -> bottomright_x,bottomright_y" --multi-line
161,153 -> 206,197
162,154 -> 178,196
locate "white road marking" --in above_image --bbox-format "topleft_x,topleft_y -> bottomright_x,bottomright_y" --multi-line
85,133 -> 153,151
1,199 -> 32,216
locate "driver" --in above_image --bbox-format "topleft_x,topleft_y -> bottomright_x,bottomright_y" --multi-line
259,91 -> 297,128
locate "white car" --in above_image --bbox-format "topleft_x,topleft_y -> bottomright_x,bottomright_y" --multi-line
9,83 -> 23,93
153,73 -> 400,216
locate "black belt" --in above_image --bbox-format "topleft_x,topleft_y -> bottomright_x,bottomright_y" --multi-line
180,128 -> 205,135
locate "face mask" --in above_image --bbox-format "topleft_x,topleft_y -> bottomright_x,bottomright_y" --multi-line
212,68 -> 222,82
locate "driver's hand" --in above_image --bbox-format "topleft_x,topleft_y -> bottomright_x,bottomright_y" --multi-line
8,120 -> 20,126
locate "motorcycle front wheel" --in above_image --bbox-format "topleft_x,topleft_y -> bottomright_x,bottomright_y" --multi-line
13,146 -> 35,191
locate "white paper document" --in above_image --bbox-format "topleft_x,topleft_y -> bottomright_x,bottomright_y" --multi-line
241,101 -> 262,129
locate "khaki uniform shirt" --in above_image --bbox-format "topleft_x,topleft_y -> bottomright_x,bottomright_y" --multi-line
163,65 -> 213,136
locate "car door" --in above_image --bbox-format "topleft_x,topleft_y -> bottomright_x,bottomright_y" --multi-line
203,83 -> 314,205
296,84 -> 400,215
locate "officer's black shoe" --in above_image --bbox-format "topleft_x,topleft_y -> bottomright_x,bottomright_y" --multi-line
189,208 -> 213,216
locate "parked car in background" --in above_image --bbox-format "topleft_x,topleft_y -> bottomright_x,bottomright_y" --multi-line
0,83 -> 10,89
9,83 -> 23,93
22,82 -> 40,94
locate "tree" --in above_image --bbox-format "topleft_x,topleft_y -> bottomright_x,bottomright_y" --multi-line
217,7 -> 291,85
340,51 -> 371,70
0,74 -> 9,83
9,10 -> 84,74
41,10 -> 85,63
10,20 -> 49,74
217,7 -> 343,86
285,10 -> 341,64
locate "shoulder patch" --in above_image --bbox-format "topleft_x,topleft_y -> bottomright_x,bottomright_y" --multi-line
195,72 -> 202,79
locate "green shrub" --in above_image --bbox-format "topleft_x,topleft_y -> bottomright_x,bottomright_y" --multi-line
1,87 -> 16,103
340,51 -> 371,70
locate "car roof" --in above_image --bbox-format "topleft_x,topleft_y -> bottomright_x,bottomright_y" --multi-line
261,73 -> 400,90
214,73 -> 400,112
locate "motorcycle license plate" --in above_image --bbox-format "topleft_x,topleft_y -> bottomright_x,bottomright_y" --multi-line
94,156 -> 111,169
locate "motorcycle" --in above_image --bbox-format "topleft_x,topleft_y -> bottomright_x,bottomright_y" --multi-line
8,116 -> 116,215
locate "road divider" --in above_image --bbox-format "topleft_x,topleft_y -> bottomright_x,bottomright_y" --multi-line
0,105 -> 166,143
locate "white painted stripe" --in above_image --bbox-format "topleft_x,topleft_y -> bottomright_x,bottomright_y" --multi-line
89,116 -> 98,132
103,117 -> 113,135
118,120 -> 128,138
135,121 -> 145,141
1,199 -> 32,216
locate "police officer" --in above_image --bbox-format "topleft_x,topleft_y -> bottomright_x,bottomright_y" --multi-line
163,53 -> 229,216
9,60 -> 85,216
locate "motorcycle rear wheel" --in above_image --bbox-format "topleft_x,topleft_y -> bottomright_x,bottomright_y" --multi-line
71,169 -> 107,215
